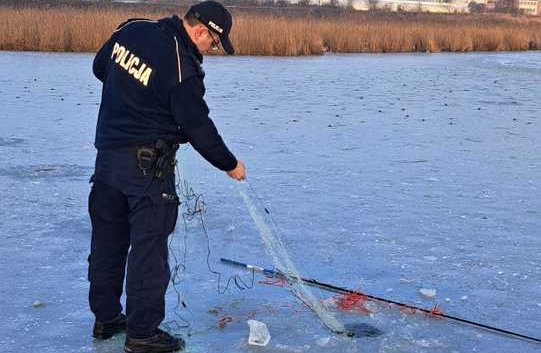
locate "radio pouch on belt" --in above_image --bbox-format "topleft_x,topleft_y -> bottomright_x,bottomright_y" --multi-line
136,147 -> 157,175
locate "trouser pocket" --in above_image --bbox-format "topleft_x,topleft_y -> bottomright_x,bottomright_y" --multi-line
148,192 -> 179,236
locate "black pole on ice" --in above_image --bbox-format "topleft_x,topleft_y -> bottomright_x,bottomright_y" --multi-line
220,258 -> 541,344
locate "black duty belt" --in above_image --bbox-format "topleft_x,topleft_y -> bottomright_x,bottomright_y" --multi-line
136,139 -> 179,179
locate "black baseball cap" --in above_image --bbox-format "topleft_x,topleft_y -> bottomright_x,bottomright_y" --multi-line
187,1 -> 235,55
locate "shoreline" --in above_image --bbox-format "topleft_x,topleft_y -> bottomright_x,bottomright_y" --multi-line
1,5 -> 540,55
1,48 -> 540,56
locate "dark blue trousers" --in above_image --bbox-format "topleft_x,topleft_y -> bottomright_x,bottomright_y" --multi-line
88,148 -> 179,338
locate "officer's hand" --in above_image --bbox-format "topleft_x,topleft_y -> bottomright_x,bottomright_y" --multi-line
227,160 -> 246,181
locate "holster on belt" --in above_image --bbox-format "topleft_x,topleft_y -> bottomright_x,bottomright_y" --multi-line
136,139 -> 179,179
154,139 -> 179,179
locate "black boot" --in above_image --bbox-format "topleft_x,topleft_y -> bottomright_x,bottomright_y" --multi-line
124,329 -> 184,353
93,313 -> 127,339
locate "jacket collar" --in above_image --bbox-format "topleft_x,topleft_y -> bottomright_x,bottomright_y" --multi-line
158,15 -> 203,64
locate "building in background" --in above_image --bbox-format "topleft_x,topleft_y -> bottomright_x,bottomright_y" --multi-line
352,0 -> 539,13
518,0 -> 538,14
354,0 -> 470,12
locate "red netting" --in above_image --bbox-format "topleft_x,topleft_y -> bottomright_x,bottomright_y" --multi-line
427,304 -> 444,318
399,306 -> 418,315
217,316 -> 233,329
333,292 -> 372,314
259,276 -> 287,287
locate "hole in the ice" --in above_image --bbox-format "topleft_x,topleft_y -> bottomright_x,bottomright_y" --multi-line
0,137 -> 25,147
342,323 -> 383,338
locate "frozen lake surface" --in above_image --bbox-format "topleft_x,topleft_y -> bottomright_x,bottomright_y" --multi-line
0,51 -> 540,353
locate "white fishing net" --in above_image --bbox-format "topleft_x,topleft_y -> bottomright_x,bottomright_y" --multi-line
238,182 -> 345,334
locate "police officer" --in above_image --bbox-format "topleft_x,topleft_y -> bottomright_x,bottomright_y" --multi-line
88,2 -> 245,352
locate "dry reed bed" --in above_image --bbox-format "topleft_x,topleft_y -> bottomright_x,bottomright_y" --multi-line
1,6 -> 540,55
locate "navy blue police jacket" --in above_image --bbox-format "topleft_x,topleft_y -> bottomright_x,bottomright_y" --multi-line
93,16 -> 237,172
